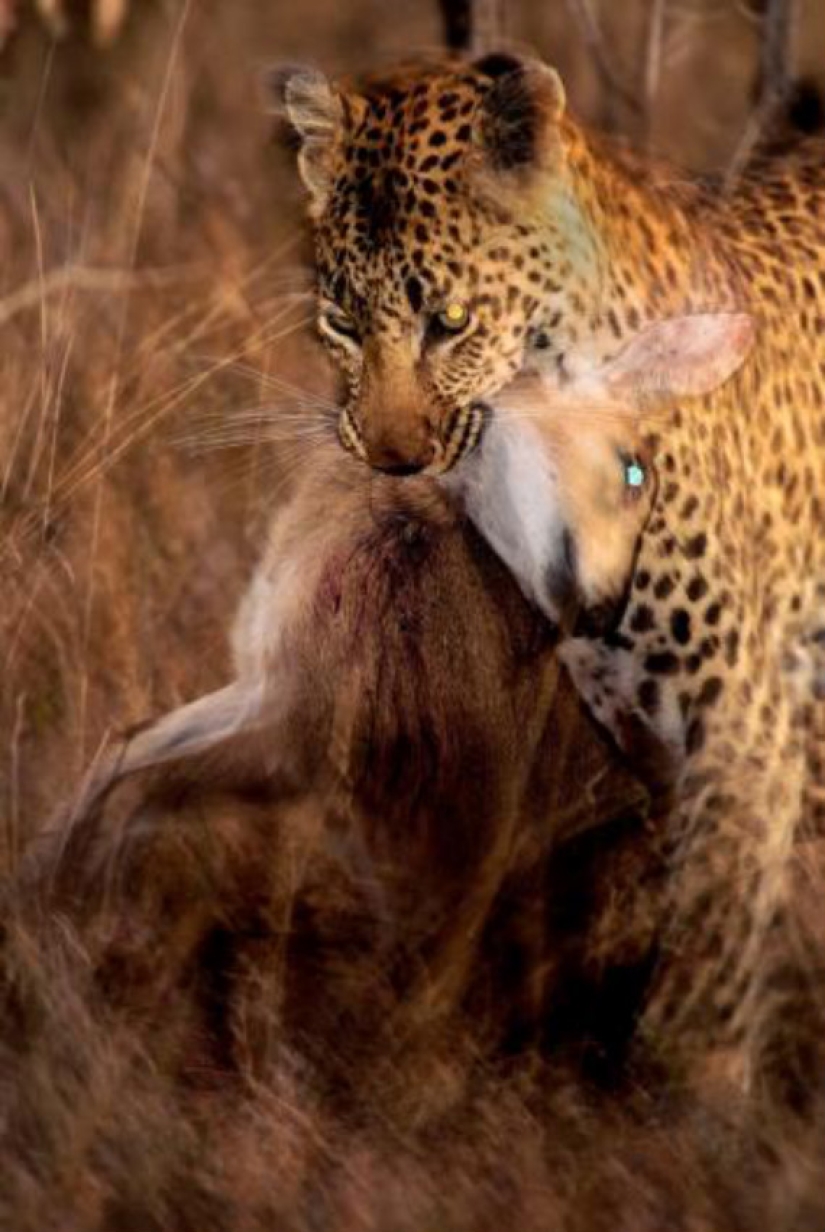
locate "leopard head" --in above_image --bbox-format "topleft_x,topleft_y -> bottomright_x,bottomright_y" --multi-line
272,53 -> 577,474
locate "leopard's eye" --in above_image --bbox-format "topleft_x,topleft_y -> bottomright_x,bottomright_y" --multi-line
433,301 -> 471,336
320,304 -> 360,343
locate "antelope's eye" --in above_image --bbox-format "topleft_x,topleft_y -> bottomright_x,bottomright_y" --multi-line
320,305 -> 360,342
434,301 -> 471,334
618,450 -> 648,501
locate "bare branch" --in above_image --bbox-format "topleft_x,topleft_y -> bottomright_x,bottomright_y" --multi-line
437,0 -> 506,56
565,0 -> 642,117
756,0 -> 799,107
469,0 -> 505,55
642,0 -> 667,148
725,104 -> 770,190
438,0 -> 471,53
725,0 -> 800,189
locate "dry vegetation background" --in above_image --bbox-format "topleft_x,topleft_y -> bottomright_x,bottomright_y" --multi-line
3,0 -> 825,847
1,2 -> 825,1229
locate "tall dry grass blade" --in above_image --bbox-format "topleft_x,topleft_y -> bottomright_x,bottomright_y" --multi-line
76,0 -> 194,766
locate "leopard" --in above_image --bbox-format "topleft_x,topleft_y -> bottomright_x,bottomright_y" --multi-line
273,50 -> 825,1099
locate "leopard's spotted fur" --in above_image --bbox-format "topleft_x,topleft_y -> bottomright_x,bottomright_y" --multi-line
277,52 -> 825,1096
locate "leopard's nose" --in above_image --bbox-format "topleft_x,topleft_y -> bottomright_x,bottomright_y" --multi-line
376,460 -> 427,477
365,439 -> 435,476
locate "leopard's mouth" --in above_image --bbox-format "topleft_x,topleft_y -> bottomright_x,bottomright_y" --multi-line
436,401 -> 490,474
337,401 -> 490,477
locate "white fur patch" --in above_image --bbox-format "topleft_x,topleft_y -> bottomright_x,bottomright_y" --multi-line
231,554 -> 307,681
443,415 -> 566,618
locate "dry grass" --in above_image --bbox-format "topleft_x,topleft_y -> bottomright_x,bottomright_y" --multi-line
1,3 -> 825,1228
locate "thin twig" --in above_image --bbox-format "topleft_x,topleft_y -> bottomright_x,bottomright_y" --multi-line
642,0 -> 667,150
437,0 -> 505,56
438,0 -> 472,53
565,0 -> 642,116
725,0 -> 799,190
0,264 -> 196,331
469,0 -> 505,55
757,0 -> 798,105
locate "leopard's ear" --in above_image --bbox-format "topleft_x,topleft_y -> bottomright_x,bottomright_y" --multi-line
473,53 -> 566,174
267,65 -> 360,214
601,313 -> 755,399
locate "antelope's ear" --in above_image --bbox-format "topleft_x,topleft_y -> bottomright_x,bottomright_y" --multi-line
473,53 -> 566,174
602,312 -> 755,399
267,65 -> 353,214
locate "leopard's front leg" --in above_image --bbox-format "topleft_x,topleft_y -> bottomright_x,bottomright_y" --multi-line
638,658 -> 811,1098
